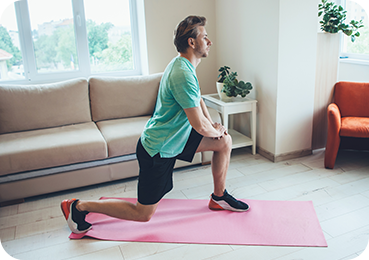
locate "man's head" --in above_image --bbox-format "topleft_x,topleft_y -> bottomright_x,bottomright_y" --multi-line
174,15 -> 211,57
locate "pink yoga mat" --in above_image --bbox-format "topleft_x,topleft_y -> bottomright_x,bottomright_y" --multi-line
69,197 -> 327,247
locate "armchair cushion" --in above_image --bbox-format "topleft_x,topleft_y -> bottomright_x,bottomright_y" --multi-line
341,117 -> 369,138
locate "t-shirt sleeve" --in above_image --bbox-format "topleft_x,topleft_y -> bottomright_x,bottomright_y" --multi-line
170,71 -> 201,109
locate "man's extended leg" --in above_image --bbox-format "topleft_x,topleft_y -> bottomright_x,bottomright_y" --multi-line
61,198 -> 159,233
61,138 -> 174,234
76,199 -> 159,222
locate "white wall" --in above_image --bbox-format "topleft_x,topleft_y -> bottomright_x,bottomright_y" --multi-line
215,0 -> 319,160
338,61 -> 369,82
275,0 -> 318,156
144,0 -> 217,94
215,0 -> 280,155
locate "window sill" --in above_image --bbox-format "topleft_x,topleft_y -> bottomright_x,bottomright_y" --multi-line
339,58 -> 369,66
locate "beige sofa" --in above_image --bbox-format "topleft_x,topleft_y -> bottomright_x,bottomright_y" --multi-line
0,73 -> 219,204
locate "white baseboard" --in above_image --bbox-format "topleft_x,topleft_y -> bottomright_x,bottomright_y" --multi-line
257,146 -> 312,163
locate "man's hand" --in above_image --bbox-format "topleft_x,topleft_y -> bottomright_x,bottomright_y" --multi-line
212,122 -> 228,140
184,107 -> 227,139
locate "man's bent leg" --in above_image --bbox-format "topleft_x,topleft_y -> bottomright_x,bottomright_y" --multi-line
196,134 -> 232,197
196,134 -> 249,212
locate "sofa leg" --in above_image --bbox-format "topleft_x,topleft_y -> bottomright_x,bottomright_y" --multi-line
0,198 -> 25,207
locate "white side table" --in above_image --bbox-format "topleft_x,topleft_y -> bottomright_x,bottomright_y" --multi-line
202,94 -> 257,155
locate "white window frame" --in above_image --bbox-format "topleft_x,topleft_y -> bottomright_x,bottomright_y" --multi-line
339,0 -> 369,64
2,0 -> 147,84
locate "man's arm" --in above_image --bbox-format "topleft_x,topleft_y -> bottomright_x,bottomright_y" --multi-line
200,98 -> 214,125
184,106 -> 226,138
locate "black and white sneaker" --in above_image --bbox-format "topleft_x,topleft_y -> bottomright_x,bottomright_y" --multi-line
208,190 -> 249,212
61,198 -> 92,234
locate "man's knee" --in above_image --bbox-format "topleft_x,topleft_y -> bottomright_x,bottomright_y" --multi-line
136,203 -> 157,222
223,133 -> 232,151
137,213 -> 154,222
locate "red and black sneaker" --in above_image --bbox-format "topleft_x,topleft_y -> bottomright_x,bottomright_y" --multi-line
208,190 -> 249,212
61,198 -> 92,234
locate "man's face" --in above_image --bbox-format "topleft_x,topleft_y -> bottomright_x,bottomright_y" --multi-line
194,26 -> 212,58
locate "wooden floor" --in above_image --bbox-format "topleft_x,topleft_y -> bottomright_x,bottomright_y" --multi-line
1,148 -> 369,260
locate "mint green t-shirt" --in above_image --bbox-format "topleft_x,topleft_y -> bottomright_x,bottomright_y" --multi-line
141,56 -> 201,158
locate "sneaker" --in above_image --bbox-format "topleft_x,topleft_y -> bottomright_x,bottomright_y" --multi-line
61,198 -> 92,234
208,190 -> 249,212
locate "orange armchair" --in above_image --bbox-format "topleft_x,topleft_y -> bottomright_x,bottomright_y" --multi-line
324,81 -> 369,169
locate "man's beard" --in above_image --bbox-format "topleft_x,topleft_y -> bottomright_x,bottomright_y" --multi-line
195,45 -> 208,58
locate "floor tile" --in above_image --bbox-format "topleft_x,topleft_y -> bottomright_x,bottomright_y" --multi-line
339,253 -> 360,260
274,225 -> 369,260
0,227 -> 15,242
119,242 -> 184,260
357,244 -> 369,260
315,194 -> 369,221
0,205 -> 18,218
133,244 -> 233,260
206,245 -> 302,260
320,206 -> 369,238
69,246 -> 124,260
12,239 -> 124,260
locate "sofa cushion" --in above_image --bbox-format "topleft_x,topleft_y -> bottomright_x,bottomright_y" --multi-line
341,117 -> 369,138
96,116 -> 150,157
89,73 -> 162,122
0,122 -> 107,176
0,78 -> 91,134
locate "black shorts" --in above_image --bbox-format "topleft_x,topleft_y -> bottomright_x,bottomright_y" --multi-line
136,128 -> 203,205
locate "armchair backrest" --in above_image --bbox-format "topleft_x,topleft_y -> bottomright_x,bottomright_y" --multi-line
334,81 -> 369,117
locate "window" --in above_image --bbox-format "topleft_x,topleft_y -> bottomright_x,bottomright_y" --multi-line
340,0 -> 369,61
0,0 -> 143,83
0,3 -> 24,81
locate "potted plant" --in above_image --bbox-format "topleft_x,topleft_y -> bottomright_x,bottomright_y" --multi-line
318,0 -> 364,42
217,66 -> 253,101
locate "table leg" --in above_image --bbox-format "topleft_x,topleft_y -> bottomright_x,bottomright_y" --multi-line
251,103 -> 257,155
222,112 -> 228,130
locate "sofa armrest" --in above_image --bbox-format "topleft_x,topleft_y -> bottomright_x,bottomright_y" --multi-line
325,103 -> 342,169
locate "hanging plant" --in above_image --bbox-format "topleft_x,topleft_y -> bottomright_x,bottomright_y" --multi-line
318,0 -> 364,42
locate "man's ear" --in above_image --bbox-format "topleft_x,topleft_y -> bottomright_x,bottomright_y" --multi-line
188,37 -> 195,49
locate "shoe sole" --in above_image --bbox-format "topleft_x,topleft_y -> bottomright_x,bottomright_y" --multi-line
61,199 -> 91,234
209,198 -> 250,212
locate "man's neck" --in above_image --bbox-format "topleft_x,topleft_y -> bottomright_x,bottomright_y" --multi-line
179,52 -> 201,68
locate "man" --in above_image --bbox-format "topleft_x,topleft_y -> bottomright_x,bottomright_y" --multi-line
61,15 -> 249,234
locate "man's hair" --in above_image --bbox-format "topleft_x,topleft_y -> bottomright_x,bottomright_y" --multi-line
174,15 -> 207,53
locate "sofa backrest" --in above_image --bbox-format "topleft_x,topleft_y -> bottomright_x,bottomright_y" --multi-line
89,73 -> 162,122
0,78 -> 91,134
334,81 -> 369,117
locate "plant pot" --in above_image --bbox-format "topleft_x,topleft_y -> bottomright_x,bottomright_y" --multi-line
216,82 -> 232,101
